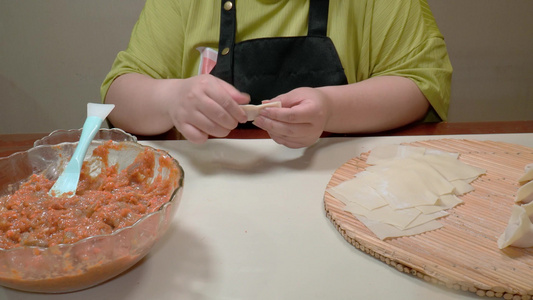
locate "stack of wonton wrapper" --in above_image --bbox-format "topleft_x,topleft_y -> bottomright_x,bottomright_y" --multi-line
327,145 -> 487,240
497,163 -> 533,249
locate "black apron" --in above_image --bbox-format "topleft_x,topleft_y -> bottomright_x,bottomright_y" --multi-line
210,0 -> 348,106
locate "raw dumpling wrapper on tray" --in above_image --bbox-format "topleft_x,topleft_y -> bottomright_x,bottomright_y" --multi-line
327,144 -> 486,240
498,163 -> 533,249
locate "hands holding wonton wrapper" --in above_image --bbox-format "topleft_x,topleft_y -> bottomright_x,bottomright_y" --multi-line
241,102 -> 281,122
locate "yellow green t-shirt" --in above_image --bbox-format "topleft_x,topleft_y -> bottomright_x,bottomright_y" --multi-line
101,0 -> 452,121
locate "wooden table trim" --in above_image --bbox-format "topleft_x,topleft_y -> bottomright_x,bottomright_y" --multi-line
1,121 -> 532,158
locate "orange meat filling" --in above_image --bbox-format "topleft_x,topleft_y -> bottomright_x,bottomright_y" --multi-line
0,141 -> 176,249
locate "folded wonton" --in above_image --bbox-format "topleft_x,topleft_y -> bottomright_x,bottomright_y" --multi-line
516,180 -> 533,204
498,201 -> 533,249
498,163 -> 533,249
518,163 -> 533,184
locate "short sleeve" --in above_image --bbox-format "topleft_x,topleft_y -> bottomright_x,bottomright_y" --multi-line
365,0 -> 452,121
100,0 -> 185,102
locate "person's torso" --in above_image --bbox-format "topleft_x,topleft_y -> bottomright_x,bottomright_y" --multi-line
208,0 -> 348,104
179,0 -> 362,84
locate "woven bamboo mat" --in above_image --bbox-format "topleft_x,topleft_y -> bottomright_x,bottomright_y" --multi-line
324,139 -> 533,299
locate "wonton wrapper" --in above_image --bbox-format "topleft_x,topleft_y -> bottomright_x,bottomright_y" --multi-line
241,102 -> 281,121
328,145 -> 485,240
356,214 -> 444,240
327,177 -> 387,210
365,145 -> 425,165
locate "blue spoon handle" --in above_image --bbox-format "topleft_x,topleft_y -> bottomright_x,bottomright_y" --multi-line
68,116 -> 104,173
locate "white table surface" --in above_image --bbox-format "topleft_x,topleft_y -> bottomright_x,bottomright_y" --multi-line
2,133 -> 532,300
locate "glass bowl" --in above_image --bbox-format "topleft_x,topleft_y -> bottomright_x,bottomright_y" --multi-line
33,127 -> 138,147
0,129 -> 184,293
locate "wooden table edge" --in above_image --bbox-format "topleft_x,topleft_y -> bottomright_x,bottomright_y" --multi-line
1,121 -> 532,158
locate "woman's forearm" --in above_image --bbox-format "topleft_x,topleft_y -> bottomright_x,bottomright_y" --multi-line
319,76 -> 430,134
104,73 -> 175,135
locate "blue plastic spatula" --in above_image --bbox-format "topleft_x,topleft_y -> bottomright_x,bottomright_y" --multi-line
49,103 -> 115,197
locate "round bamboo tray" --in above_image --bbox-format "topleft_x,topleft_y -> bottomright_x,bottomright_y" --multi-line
324,139 -> 533,299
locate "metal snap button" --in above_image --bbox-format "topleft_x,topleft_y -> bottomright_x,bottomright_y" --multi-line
223,1 -> 233,11
222,47 -> 230,55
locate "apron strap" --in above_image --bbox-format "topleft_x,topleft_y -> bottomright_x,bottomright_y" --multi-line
308,0 -> 330,36
214,0 -> 236,83
213,0 -> 330,83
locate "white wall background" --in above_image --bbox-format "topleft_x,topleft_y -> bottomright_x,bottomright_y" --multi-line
0,0 -> 145,134
429,1 -> 533,123
1,0 -> 532,134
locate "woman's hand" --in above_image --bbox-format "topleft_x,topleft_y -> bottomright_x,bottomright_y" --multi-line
251,76 -> 430,149
106,73 -> 249,144
161,74 -> 250,143
252,87 -> 330,149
